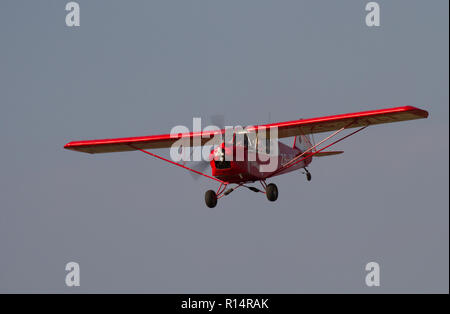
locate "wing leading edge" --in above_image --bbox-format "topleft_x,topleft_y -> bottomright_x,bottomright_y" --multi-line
64,106 -> 428,154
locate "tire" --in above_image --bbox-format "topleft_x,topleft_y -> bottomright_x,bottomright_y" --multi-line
205,190 -> 217,208
266,183 -> 278,202
306,172 -> 312,181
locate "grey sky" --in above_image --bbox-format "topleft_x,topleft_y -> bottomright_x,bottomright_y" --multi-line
0,0 -> 448,293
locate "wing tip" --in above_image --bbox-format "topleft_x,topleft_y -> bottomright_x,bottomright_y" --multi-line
404,106 -> 429,119
64,142 -> 94,154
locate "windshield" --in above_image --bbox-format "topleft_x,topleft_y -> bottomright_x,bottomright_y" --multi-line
233,131 -> 257,151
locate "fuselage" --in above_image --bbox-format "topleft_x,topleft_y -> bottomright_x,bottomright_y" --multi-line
210,140 -> 312,184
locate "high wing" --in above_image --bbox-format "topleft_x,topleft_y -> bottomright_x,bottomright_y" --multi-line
248,105 -> 429,138
64,106 -> 428,154
64,129 -> 225,154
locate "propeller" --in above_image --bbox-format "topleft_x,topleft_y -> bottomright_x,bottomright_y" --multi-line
182,114 -> 226,181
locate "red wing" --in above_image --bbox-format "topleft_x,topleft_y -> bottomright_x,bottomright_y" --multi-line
64,106 -> 428,154
247,106 -> 428,138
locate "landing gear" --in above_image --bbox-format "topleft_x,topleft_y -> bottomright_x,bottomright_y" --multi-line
205,190 -> 217,208
304,168 -> 312,182
265,183 -> 278,202
204,180 -> 278,207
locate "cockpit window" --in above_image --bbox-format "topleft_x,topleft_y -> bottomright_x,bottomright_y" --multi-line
234,132 -> 257,151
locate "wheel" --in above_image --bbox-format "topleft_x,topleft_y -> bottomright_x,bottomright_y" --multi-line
205,190 -> 217,208
306,172 -> 312,181
266,183 -> 278,202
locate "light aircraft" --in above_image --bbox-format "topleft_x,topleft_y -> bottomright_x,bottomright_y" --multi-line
64,106 -> 428,208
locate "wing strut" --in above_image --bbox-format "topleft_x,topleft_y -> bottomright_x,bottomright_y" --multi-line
130,145 -> 227,184
267,123 -> 369,178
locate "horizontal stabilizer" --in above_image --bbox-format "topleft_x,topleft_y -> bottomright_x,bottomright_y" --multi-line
313,151 -> 344,157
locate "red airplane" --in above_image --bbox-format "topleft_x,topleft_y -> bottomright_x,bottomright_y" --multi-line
64,106 -> 428,208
